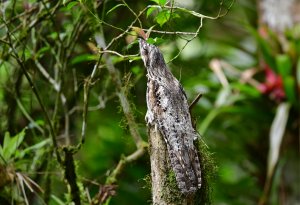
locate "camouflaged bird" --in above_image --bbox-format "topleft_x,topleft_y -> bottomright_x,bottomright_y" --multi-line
139,39 -> 201,194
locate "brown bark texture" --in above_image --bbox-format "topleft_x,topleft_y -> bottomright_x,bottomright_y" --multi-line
149,127 -> 198,205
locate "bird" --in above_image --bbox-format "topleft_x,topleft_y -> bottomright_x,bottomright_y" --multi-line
139,38 -> 201,195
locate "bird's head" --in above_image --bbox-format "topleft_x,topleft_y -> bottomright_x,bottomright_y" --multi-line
138,39 -> 165,69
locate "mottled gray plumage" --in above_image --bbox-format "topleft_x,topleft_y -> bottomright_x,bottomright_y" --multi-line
139,39 -> 201,194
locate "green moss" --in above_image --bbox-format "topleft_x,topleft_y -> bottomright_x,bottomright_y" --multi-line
195,138 -> 217,205
163,170 -> 185,204
142,174 -> 152,191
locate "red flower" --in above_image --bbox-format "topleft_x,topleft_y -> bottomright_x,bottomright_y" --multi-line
257,65 -> 285,102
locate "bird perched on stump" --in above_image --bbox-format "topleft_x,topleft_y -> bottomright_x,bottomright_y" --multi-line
139,39 -> 201,195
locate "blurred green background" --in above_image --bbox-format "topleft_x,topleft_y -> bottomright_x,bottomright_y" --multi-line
0,0 -> 299,204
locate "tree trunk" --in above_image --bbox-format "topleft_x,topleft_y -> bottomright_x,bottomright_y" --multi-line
149,127 -> 196,205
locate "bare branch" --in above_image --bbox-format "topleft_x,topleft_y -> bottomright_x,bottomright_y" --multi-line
142,29 -> 198,36
98,50 -> 139,59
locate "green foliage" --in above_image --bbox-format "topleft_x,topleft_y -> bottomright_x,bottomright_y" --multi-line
0,129 -> 26,162
196,139 -> 217,205
146,37 -> 165,45
151,0 -> 167,6
155,10 -> 171,27
147,7 -> 158,18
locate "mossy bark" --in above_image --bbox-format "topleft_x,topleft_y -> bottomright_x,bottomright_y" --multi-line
149,127 -> 195,205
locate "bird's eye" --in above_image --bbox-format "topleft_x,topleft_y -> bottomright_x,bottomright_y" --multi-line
142,47 -> 148,55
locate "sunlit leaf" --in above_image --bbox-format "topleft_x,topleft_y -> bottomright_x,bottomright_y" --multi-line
155,10 -> 170,27
146,37 -> 164,45
146,7 -> 157,18
158,0 -> 166,5
2,129 -> 26,161
151,0 -> 166,5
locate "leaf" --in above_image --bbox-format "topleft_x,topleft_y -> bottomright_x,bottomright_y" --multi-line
215,86 -> 231,107
48,32 -> 58,40
231,83 -> 261,98
2,129 -> 26,161
158,0 -> 167,5
276,55 -> 292,77
283,76 -> 296,103
35,46 -> 50,59
267,102 -> 290,180
249,28 -> 276,70
131,66 -> 142,75
106,4 -> 125,15
0,132 -> 10,157
17,139 -> 51,159
171,12 -> 180,19
151,0 -> 166,5
146,37 -> 164,45
66,1 -> 78,10
51,195 -> 65,205
155,10 -> 170,27
71,54 -> 97,65
297,58 -> 300,89
146,7 -> 157,18
150,0 -> 160,4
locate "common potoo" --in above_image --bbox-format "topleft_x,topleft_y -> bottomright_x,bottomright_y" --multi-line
139,39 -> 201,194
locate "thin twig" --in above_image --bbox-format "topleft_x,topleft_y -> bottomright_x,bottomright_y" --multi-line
98,50 -> 139,59
121,0 -> 142,28
168,18 -> 203,63
142,29 -> 198,36
104,6 -> 149,50
189,93 -> 203,112
106,146 -> 147,184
